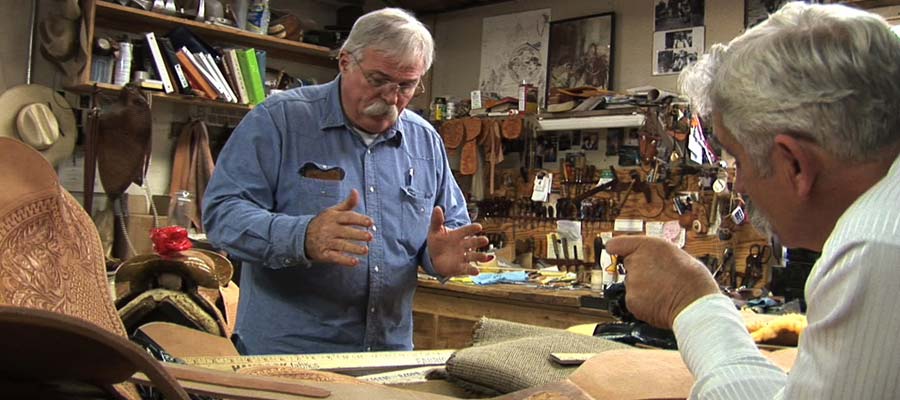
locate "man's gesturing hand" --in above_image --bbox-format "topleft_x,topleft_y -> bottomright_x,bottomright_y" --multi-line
305,189 -> 373,266
605,235 -> 719,329
427,206 -> 490,277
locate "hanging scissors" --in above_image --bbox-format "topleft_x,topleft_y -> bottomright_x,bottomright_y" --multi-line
748,244 -> 771,263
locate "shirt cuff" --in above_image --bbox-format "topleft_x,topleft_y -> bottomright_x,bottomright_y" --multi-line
673,293 -> 759,377
269,214 -> 315,269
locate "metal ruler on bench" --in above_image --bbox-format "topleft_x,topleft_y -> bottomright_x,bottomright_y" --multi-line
181,349 -> 455,375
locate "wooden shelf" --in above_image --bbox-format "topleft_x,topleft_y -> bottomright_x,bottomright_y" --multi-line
842,0 -> 900,9
92,1 -> 336,68
66,81 -> 253,111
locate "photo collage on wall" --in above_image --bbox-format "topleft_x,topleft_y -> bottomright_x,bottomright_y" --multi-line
651,0 -> 705,76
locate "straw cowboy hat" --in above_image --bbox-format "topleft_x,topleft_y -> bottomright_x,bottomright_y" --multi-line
39,0 -> 88,79
0,84 -> 76,167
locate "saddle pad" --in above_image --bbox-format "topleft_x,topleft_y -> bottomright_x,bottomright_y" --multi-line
501,117 -> 522,140
463,117 -> 482,141
439,120 -> 464,149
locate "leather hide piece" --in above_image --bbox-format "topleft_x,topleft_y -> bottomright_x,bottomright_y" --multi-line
440,119 -> 464,149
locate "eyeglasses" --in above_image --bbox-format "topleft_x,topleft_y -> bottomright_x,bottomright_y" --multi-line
347,53 -> 425,97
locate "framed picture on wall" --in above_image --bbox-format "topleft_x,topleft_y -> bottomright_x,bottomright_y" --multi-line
545,13 -> 615,103
745,0 -> 827,28
652,26 -> 704,75
745,0 -> 791,27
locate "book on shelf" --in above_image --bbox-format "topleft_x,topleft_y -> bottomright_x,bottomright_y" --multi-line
223,49 -> 249,104
144,32 -> 175,94
255,49 -> 267,88
158,36 -> 192,94
200,51 -> 237,103
182,47 -> 233,102
175,48 -> 217,99
237,48 -> 265,105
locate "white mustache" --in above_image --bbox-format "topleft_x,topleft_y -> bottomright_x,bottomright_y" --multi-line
363,99 -> 399,120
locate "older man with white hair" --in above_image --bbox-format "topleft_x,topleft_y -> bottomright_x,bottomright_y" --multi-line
607,3 -> 900,399
204,8 -> 488,355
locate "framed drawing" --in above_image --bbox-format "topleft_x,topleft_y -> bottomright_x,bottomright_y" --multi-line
545,12 -> 615,102
479,9 -> 551,102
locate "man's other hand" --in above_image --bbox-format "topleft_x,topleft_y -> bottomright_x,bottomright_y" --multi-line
305,189 -> 373,266
605,235 -> 719,329
427,206 -> 490,277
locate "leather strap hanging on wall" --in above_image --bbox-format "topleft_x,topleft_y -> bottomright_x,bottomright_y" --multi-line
460,140 -> 478,176
83,97 -> 100,215
485,120 -> 505,194
168,120 -> 215,233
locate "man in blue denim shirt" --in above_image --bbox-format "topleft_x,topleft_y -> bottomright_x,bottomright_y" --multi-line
202,8 -> 490,355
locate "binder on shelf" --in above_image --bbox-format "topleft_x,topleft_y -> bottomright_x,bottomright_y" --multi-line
237,48 -> 265,105
158,36 -> 191,94
144,32 -> 175,93
168,26 -> 218,58
175,48 -> 217,99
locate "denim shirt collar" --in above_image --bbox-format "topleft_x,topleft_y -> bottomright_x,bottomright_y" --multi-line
320,75 -> 404,146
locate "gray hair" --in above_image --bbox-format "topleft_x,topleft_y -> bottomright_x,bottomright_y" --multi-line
680,2 -> 900,176
340,8 -> 434,71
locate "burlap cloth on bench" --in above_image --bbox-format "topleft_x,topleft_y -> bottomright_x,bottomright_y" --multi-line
444,318 -> 629,395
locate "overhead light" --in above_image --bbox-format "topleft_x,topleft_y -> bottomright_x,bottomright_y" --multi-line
535,113 -> 645,131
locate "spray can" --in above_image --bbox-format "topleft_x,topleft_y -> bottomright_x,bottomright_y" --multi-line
247,0 -> 271,34
113,42 -> 133,86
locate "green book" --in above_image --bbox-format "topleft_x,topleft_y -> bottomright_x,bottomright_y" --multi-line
237,48 -> 265,105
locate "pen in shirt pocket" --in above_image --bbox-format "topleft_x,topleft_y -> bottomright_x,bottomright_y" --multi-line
407,167 -> 414,186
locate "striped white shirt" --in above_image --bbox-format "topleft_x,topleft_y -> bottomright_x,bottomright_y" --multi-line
674,153 -> 900,399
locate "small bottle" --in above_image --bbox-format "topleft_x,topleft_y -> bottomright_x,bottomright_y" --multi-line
518,81 -> 528,112
433,97 -> 446,121
171,191 -> 193,231
446,101 -> 455,120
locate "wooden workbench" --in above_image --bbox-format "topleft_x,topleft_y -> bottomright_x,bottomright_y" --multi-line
412,278 -> 613,350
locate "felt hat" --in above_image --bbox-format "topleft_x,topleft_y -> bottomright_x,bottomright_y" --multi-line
38,0 -> 88,79
0,84 -> 76,167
